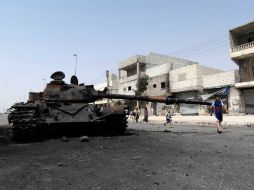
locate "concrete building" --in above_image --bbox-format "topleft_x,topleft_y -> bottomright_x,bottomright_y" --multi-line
169,64 -> 223,115
230,21 -> 254,114
202,70 -> 241,114
118,52 -> 197,114
94,73 -> 118,105
117,52 -> 241,115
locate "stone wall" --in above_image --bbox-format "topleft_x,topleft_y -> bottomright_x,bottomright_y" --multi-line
228,87 -> 245,114
203,71 -> 239,89
170,64 -> 223,93
147,74 -> 169,96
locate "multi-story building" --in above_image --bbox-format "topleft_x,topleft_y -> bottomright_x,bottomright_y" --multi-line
94,73 -> 118,105
202,70 -> 241,114
169,64 -> 223,115
118,52 -> 197,114
230,21 -> 254,114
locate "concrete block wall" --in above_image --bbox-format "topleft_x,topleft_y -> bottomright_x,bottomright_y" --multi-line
170,65 -> 200,92
146,52 -> 197,69
118,80 -> 136,95
146,63 -> 171,77
170,64 -> 223,93
228,87 -> 245,114
147,74 -> 169,96
203,71 -> 238,89
197,65 -> 223,87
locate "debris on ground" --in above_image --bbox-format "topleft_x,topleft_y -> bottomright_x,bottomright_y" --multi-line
61,136 -> 69,142
80,136 -> 89,142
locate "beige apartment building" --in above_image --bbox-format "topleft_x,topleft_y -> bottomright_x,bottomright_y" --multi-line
230,21 -> 254,114
117,52 -> 241,115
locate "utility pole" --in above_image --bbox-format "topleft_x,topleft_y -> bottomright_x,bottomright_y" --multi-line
73,54 -> 78,75
106,70 -> 110,106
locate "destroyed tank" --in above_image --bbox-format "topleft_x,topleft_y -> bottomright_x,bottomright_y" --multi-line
8,71 -> 211,140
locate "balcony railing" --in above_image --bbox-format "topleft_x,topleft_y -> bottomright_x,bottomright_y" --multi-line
231,41 -> 254,52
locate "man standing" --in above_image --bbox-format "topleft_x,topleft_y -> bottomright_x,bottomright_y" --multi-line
135,107 -> 140,123
212,96 -> 224,133
143,106 -> 148,122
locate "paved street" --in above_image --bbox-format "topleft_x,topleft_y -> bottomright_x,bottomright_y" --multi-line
0,122 -> 254,190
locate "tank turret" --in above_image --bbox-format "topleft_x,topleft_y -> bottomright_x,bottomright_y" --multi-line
8,71 -> 211,140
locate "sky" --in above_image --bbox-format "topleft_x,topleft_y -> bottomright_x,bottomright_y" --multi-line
0,0 -> 254,112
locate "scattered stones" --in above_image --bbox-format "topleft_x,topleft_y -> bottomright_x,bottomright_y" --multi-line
154,181 -> 160,185
80,136 -> 89,142
61,136 -> 69,142
57,162 -> 64,167
127,130 -> 135,135
185,173 -> 189,176
131,156 -> 142,160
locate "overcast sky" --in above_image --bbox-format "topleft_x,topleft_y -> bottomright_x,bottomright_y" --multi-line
0,0 -> 254,111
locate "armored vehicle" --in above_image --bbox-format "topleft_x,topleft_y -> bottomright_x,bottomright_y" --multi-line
8,71 -> 211,140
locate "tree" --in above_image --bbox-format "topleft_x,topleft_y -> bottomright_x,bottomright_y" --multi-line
135,75 -> 149,96
134,75 -> 149,108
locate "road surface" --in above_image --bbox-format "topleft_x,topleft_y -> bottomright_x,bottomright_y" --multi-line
0,122 -> 254,190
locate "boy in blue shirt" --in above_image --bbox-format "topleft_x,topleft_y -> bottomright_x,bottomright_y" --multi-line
212,96 -> 224,133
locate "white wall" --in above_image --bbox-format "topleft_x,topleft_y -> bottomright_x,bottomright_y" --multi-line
170,64 -> 222,93
146,63 -> 171,78
203,71 -> 237,89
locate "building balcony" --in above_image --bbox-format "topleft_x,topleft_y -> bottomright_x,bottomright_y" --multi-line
235,81 -> 254,89
230,41 -> 254,59
119,74 -> 138,84
119,72 -> 146,84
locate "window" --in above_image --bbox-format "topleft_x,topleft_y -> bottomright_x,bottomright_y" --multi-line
128,86 -> 132,91
161,82 -> 166,89
153,84 -> 157,88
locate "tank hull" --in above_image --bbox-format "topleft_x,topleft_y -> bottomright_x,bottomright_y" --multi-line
8,103 -> 128,141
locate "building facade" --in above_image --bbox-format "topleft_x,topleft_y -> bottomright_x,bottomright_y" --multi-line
118,52 -> 197,114
94,73 -> 118,105
169,64 -> 223,115
202,70 -> 241,114
230,21 -> 254,114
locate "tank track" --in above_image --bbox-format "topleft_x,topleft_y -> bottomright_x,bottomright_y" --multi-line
104,112 -> 128,135
8,104 -> 128,140
9,106 -> 41,141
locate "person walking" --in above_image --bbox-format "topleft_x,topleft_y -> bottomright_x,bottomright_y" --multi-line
164,110 -> 172,126
212,96 -> 224,133
135,107 -> 140,123
143,106 -> 148,122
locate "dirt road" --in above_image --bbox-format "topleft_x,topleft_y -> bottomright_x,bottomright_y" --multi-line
0,123 -> 254,190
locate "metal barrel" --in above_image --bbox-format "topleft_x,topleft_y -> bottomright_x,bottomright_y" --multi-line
45,93 -> 211,105
99,94 -> 211,106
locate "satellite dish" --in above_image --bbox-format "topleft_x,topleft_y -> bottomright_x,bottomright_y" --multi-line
70,75 -> 79,85
50,71 -> 65,81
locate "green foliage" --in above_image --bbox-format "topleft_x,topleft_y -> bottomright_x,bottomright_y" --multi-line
134,75 -> 149,96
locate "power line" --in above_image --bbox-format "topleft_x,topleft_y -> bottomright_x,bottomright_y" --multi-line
173,38 -> 228,56
169,34 -> 228,55
149,34 -> 229,63
182,42 -> 229,58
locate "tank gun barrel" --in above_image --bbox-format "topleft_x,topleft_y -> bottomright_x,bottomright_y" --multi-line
98,93 -> 211,106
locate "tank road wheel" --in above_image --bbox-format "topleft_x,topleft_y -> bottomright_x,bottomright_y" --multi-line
106,113 -> 128,135
9,107 -> 41,141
